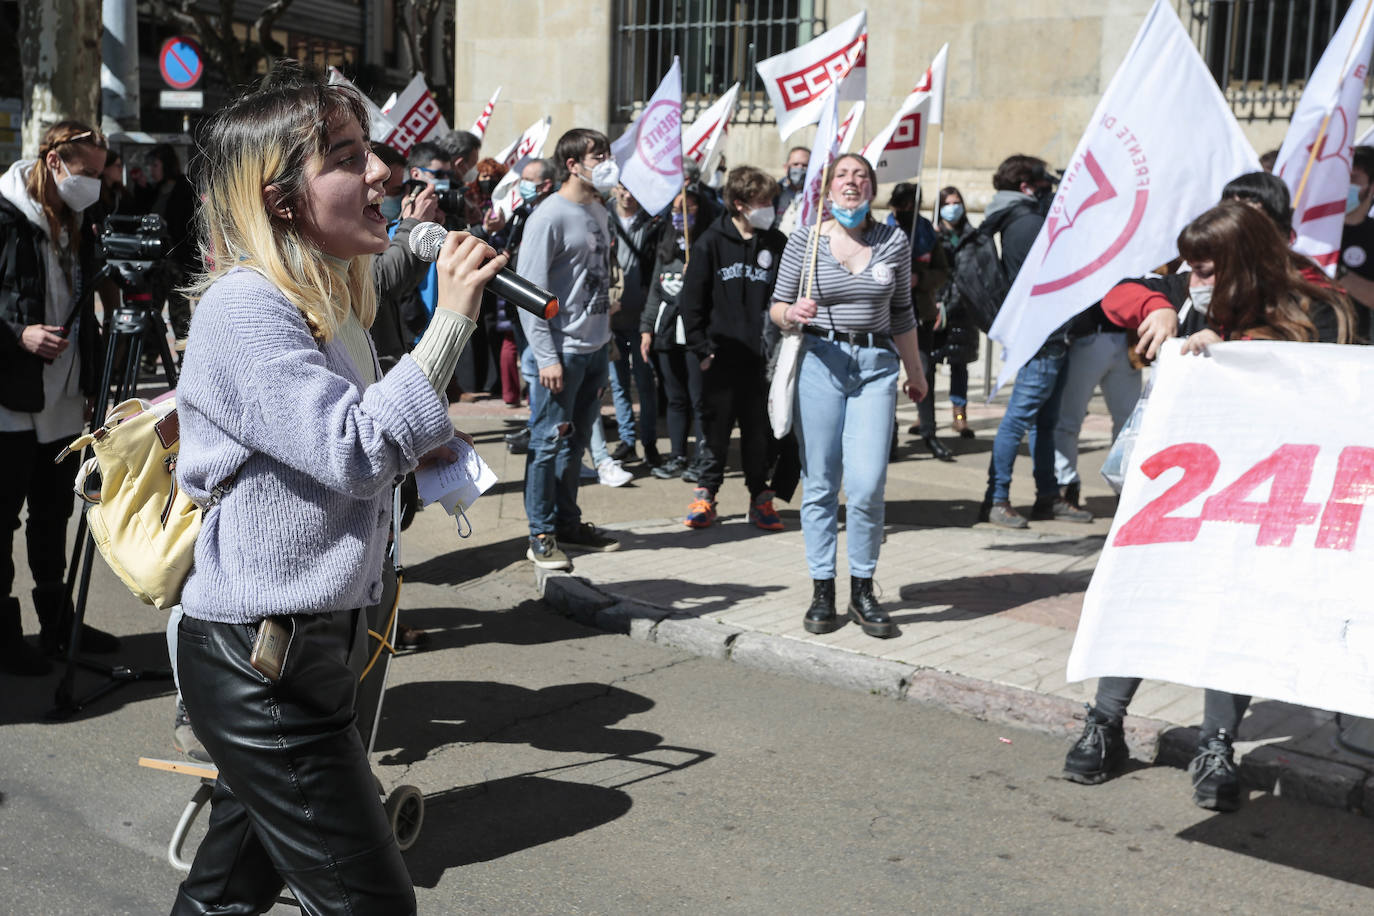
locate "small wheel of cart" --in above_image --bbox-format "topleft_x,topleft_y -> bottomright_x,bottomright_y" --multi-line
384,784 -> 425,851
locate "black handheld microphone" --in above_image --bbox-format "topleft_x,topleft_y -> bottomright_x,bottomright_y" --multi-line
409,222 -> 559,320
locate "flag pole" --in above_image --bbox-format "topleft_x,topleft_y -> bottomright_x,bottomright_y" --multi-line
681,191 -> 691,267
1293,0 -> 1374,211
934,125 -> 945,207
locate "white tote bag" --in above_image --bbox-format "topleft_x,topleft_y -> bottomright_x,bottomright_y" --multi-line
767,330 -> 803,438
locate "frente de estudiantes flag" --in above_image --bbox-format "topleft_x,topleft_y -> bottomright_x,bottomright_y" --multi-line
612,57 -> 684,215
755,10 -> 867,140
1274,0 -> 1374,274
989,0 -> 1258,391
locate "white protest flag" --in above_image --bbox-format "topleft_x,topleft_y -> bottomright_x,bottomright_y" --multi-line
755,10 -> 867,140
611,57 -> 684,215
922,43 -> 949,126
797,87 -> 843,230
988,0 -> 1258,390
379,72 -> 451,156
469,87 -> 501,138
491,115 -> 553,219
861,93 -> 931,182
1274,0 -> 1374,273
1067,342 -> 1374,719
327,67 -> 394,143
683,82 -> 740,177
837,102 -> 864,153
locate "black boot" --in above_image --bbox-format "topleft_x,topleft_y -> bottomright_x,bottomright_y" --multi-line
803,579 -> 839,634
1189,729 -> 1242,812
0,597 -> 51,676
922,434 -> 955,462
848,577 -> 896,638
33,584 -> 120,657
1062,704 -> 1128,784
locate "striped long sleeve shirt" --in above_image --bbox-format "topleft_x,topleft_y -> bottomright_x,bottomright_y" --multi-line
773,221 -> 916,336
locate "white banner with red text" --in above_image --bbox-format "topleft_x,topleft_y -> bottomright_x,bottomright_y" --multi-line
1067,342 -> 1374,719
756,10 -> 867,140
491,115 -> 553,219
470,86 -> 501,138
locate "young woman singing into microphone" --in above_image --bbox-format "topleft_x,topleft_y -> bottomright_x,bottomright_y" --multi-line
170,64 -> 505,914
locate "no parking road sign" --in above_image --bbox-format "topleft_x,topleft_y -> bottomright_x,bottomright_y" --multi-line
159,37 -> 204,90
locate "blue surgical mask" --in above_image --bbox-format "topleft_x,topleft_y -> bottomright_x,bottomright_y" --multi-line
380,195 -> 403,222
830,201 -> 870,229
671,211 -> 694,232
1348,184 -> 1365,215
518,179 -> 539,204
939,203 -> 964,223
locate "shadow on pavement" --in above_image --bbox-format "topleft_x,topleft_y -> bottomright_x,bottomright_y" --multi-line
1176,794 -> 1374,889
595,578 -> 785,618
405,746 -> 714,887
885,497 -> 986,528
984,534 -> 1106,556
398,599 -> 602,651
0,630 -> 175,726
405,536 -> 531,586
891,570 -> 1092,623
375,680 -> 662,766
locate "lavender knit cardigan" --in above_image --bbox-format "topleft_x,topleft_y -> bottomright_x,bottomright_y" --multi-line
175,268 -> 454,623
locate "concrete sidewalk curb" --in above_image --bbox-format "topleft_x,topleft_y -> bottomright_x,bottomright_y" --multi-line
533,567 -> 1373,816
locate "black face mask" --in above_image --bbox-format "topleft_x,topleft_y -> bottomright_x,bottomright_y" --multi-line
477,178 -> 497,195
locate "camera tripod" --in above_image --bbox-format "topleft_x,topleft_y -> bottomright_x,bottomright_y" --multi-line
48,259 -> 180,719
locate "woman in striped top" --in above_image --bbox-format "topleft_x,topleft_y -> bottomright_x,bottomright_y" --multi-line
769,153 -> 928,639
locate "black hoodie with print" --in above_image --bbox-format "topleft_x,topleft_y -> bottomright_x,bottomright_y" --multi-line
680,210 -> 787,362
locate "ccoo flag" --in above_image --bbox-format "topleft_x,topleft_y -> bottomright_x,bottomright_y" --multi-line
491,115 -> 553,219
1273,0 -> 1374,273
379,72 -> 451,155
683,82 -> 740,178
797,88 -> 844,230
469,87 -> 501,138
612,57 -> 684,215
755,11 -> 867,140
860,44 -> 947,181
989,0 -> 1258,390
328,68 -> 394,143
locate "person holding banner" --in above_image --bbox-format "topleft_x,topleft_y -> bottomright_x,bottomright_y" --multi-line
1064,200 -> 1355,811
769,153 -> 927,639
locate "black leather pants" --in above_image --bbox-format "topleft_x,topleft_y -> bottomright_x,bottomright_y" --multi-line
170,609 -> 414,915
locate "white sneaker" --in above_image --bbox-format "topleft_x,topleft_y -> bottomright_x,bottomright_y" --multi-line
597,458 -> 633,487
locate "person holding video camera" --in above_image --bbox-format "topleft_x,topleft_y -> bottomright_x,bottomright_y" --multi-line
170,64 -> 504,914
0,120 -> 122,677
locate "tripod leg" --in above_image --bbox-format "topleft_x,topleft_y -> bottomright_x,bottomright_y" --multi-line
51,537 -> 99,717
148,310 -> 179,389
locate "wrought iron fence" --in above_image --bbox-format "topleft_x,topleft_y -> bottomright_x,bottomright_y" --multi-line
611,0 -> 826,125
1185,0 -> 1374,120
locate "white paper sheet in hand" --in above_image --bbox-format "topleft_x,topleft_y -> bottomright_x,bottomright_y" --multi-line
1067,342 -> 1374,720
414,439 -> 497,515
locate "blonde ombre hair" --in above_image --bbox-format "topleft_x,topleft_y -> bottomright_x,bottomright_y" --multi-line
192,63 -> 377,340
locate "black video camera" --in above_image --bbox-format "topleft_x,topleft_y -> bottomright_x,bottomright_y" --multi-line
101,213 -> 168,262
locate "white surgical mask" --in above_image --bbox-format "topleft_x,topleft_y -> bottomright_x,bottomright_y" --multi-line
1189,284 -> 1214,314
787,165 -> 807,187
582,159 -> 621,193
744,205 -> 774,230
55,159 -> 102,213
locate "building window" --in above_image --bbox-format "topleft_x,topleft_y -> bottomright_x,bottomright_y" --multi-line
612,0 -> 826,125
1186,0 -> 1374,120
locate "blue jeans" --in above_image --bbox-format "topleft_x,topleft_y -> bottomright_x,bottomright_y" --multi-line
794,336 -> 899,580
608,328 -> 657,449
524,348 -> 609,537
985,342 -> 1069,504
520,343 -> 543,433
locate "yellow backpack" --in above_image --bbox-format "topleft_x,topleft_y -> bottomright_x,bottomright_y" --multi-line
60,398 -> 206,610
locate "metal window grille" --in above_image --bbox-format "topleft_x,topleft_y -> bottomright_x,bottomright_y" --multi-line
612,0 -> 827,126
1185,0 -> 1374,120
